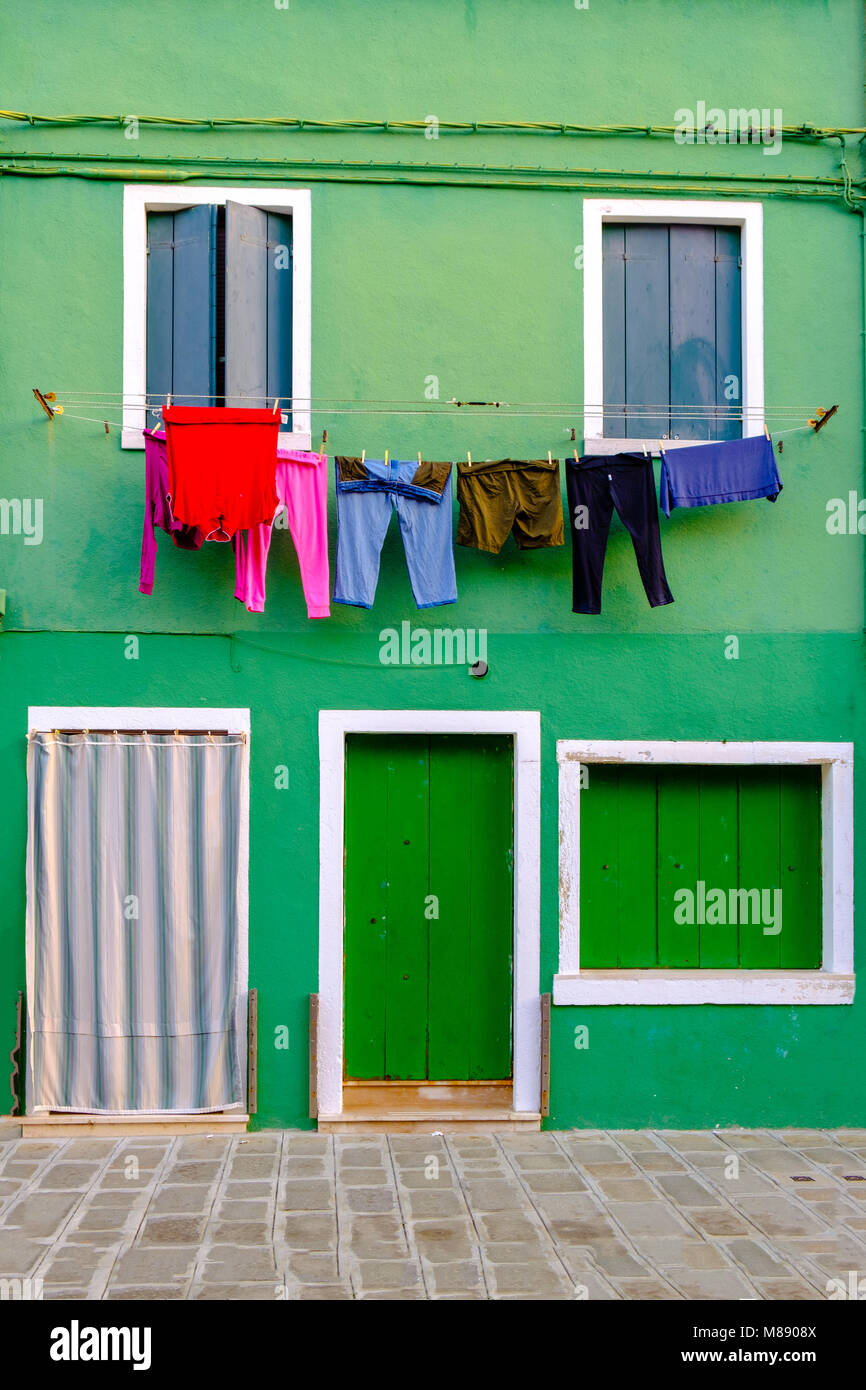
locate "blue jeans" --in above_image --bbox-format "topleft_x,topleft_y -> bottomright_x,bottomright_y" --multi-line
333,459 -> 457,609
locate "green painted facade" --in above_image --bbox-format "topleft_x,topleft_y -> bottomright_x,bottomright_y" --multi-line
1,0 -> 865,1130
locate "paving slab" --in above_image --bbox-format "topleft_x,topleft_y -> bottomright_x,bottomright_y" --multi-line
0,1128 -> 861,1299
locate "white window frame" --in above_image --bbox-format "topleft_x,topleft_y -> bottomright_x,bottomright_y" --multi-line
582,198 -> 764,454
317,710 -> 541,1119
555,739 -> 854,1005
122,185 -> 312,450
25,706 -> 252,1113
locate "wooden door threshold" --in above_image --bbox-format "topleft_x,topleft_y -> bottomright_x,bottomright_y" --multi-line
19,1112 -> 250,1138
318,1113 -> 541,1134
321,1079 -> 539,1133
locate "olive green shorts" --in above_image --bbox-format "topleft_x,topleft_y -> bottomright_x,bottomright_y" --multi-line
456,457 -> 565,553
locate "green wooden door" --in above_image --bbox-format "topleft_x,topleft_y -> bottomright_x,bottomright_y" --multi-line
344,734 -> 513,1081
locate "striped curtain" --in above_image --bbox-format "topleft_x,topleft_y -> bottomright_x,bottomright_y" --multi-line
26,732 -> 243,1114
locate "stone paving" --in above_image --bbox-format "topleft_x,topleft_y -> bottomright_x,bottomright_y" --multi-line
1,1127 -> 866,1299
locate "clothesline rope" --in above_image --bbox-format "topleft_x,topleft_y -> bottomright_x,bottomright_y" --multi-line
47,390 -> 826,411
51,409 -> 815,442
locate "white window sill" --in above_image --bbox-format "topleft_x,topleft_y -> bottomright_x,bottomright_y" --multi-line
582,436 -> 752,456
121,427 -> 313,452
553,970 -> 855,1006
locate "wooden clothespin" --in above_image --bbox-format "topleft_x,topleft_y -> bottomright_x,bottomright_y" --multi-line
418,452 -> 422,466
361,449 -> 366,464
763,423 -> 770,441
573,449 -> 579,463
272,396 -> 281,415
467,451 -> 472,468
548,451 -> 553,466
384,450 -> 389,466
322,429 -> 328,447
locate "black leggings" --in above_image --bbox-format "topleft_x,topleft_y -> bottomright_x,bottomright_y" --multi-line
567,455 -> 674,614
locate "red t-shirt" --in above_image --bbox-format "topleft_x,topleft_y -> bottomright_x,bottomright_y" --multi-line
163,406 -> 281,540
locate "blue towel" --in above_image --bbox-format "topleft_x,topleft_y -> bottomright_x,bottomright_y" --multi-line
659,435 -> 783,517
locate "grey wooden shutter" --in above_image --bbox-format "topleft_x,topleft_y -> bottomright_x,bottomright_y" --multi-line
146,205 -> 217,408
225,202 -> 293,423
602,223 -> 742,440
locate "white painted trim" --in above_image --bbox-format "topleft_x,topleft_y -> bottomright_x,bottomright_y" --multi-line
553,972 -> 855,1006
582,198 -> 764,451
25,706 -> 252,1112
318,710 -> 542,1117
555,739 -> 853,1005
122,185 -> 312,449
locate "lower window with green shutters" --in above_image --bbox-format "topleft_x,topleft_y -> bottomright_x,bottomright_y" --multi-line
579,764 -> 822,969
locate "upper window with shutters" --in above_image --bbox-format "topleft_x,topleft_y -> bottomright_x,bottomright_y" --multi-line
582,200 -> 764,455
122,187 -> 311,450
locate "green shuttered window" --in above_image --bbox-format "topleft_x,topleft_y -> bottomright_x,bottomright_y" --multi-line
580,764 -> 822,969
146,201 -> 293,423
602,223 -> 742,440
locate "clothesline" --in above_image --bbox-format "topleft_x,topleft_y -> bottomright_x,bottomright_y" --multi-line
51,409 -> 820,442
45,391 -> 824,414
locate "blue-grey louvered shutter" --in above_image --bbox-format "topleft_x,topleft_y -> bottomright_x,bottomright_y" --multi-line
146,205 -> 217,410
602,223 -> 741,441
225,202 -> 293,425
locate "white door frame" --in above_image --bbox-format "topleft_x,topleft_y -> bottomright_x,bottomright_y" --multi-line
317,710 -> 541,1117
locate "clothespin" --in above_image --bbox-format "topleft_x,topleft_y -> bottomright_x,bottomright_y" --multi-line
763,423 -> 770,441
322,429 -> 328,447
467,451 -> 472,468
418,452 -> 422,466
384,450 -> 389,466
548,451 -> 553,466
104,421 -> 110,435
361,449 -> 365,464
272,396 -> 280,415
573,449 -> 579,463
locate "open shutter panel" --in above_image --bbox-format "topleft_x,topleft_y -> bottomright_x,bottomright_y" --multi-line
145,205 -> 217,409
225,202 -> 293,419
267,212 -> 293,428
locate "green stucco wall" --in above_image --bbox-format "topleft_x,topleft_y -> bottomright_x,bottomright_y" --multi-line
1,0 -> 864,1129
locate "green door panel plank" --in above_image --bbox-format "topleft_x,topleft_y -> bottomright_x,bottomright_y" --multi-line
466,737 -> 514,1079
698,767 -> 740,967
344,736 -> 390,1077
657,767 -> 701,968
383,736 -> 430,1079
428,735 -> 474,1078
579,766 -> 620,968
615,766 -> 658,966
779,767 -> 822,968
738,768 -> 782,968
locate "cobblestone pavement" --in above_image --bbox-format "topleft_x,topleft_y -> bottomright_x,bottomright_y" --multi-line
1,1128 -> 866,1300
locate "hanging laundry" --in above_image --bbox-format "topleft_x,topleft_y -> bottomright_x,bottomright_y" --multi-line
659,434 -> 783,516
567,453 -> 674,614
456,457 -> 564,552
233,447 -> 330,618
162,406 -> 280,541
139,428 -> 205,595
333,456 -> 456,609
